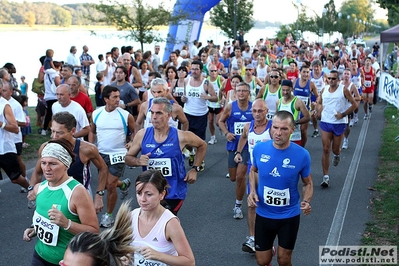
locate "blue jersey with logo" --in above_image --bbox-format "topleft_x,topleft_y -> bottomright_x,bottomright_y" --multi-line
142,127 -> 187,200
226,101 -> 253,151
252,141 -> 311,219
293,79 -> 311,109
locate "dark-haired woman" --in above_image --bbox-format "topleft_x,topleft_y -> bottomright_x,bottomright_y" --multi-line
130,170 -> 195,266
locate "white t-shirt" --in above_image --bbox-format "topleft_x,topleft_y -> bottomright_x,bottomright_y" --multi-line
66,53 -> 80,67
190,45 -> 199,59
96,61 -> 106,73
52,101 -> 89,136
8,97 -> 26,143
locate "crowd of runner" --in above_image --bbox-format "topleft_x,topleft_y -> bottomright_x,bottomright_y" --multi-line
0,34 -> 382,265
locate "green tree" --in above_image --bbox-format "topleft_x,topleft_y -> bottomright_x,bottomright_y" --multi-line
53,7 -> 72,27
339,0 -> 374,37
88,0 -> 180,51
376,0 -> 399,25
24,11 -> 36,27
209,0 -> 255,39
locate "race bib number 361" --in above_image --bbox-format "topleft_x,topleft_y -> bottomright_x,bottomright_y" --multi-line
263,186 -> 290,207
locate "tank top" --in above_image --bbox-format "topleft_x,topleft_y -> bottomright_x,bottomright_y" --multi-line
0,98 -> 17,154
277,97 -> 301,141
226,101 -> 253,151
67,139 -> 91,189
207,76 -> 222,108
362,66 -> 375,91
93,106 -> 129,155
256,65 -> 267,81
321,84 -> 348,124
131,208 -> 178,266
225,78 -> 233,94
183,77 -> 208,116
350,68 -> 362,88
245,76 -> 257,101
294,79 -> 311,109
144,99 -> 179,129
310,71 -> 325,93
142,127 -> 187,200
345,82 -> 354,109
248,120 -> 272,164
34,178 -> 81,265
262,84 -> 282,119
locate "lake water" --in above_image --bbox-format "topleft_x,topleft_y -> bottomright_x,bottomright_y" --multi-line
0,26 -> 323,106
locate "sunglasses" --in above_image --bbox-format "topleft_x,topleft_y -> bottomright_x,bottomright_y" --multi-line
210,70 -> 218,72
327,77 -> 337,80
246,69 -> 253,71
270,75 -> 279,79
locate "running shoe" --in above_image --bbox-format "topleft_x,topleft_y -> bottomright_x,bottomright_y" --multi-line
342,139 -> 349,149
321,175 -> 330,188
354,114 -> 359,123
208,136 -> 217,145
311,130 -> 319,138
333,155 -> 340,166
28,200 -> 36,209
364,114 -> 368,120
188,154 -> 195,166
226,173 -> 230,178
242,236 -> 255,253
20,187 -> 28,193
233,206 -> 244,219
182,148 -> 190,158
120,178 -> 131,200
100,213 -> 115,228
349,119 -> 354,127
199,161 -> 205,172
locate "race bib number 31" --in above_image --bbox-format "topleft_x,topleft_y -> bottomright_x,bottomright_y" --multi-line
148,158 -> 172,177
33,211 -> 59,246
234,122 -> 246,135
263,186 -> 290,207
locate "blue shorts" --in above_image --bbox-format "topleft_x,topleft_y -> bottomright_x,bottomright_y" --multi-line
320,122 -> 346,136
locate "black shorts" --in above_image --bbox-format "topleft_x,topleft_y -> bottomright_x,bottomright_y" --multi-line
208,107 -> 222,114
163,199 -> 184,215
15,142 -> 23,156
0,153 -> 21,180
100,153 -> 125,177
185,112 -> 208,141
255,214 -> 300,251
228,150 -> 249,168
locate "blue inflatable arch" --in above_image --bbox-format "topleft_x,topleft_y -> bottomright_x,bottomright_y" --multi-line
163,0 -> 221,62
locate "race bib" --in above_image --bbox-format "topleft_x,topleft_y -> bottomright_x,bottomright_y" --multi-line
134,252 -> 167,266
364,80 -> 372,88
32,211 -> 59,246
174,87 -> 184,97
187,87 -> 201,98
234,122 -> 246,135
263,186 -> 290,207
148,158 -> 172,177
297,95 -> 309,106
109,152 -> 125,165
290,124 -> 301,141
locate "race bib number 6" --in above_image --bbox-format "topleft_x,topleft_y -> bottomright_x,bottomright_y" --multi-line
263,186 -> 290,207
109,152 -> 125,165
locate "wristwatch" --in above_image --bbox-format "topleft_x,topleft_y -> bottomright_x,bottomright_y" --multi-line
191,166 -> 201,172
96,190 -> 105,196
27,186 -> 34,192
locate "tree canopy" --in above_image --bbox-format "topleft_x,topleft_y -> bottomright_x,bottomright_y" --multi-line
209,0 -> 255,39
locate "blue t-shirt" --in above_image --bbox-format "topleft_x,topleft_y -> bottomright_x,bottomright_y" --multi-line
141,127 -> 187,200
253,141 -> 311,219
226,101 -> 253,151
293,79 -> 311,109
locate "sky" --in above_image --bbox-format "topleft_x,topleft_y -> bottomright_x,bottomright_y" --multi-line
14,0 -> 388,24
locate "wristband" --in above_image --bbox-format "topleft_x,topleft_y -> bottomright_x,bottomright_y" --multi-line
224,132 -> 229,137
64,219 -> 72,230
303,200 -> 311,204
341,112 -> 347,117
1,122 -> 6,129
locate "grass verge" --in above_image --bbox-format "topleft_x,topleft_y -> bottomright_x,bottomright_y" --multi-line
362,106 -> 399,248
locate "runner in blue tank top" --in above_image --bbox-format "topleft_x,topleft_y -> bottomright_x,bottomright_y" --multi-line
248,111 -> 313,266
293,65 -> 318,147
126,97 -> 207,215
219,82 -> 253,220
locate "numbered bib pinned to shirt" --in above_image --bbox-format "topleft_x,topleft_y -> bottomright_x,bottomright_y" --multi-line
134,252 -> 167,266
263,186 -> 290,207
33,211 -> 59,246
109,152 -> 126,165
148,158 -> 172,177
187,87 -> 201,98
234,122 -> 246,136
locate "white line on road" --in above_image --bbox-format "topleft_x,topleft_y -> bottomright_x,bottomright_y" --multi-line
320,117 -> 370,266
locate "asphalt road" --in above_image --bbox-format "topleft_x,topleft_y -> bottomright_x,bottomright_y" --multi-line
0,37 -> 387,266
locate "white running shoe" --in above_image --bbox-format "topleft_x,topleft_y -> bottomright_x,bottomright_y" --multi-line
208,137 -> 217,145
354,114 -> 359,123
342,139 -> 349,149
349,119 -> 354,127
233,206 -> 244,219
321,175 -> 330,188
100,213 -> 115,228
242,236 -> 255,253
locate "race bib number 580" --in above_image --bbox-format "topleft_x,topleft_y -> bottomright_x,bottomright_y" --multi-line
263,186 -> 290,207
